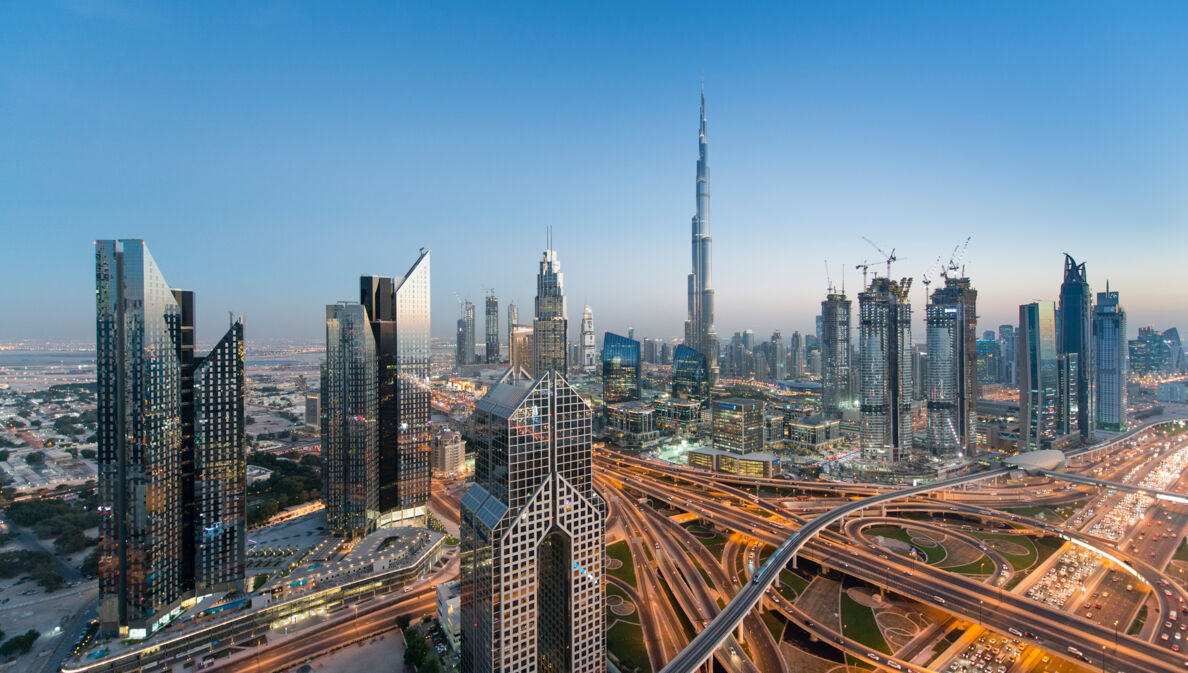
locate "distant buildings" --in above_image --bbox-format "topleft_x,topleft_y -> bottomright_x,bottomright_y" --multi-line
683,88 -> 718,386
485,292 -> 500,364
1058,254 -> 1094,442
976,337 -> 1000,385
460,370 -> 605,673
998,324 -> 1017,385
456,300 -> 476,367
506,302 -> 518,354
323,302 -> 378,538
602,332 -> 641,405
925,276 -> 977,457
581,305 -> 596,372
1093,286 -> 1127,431
533,247 -> 568,374
1019,301 -> 1060,450
1130,326 -> 1183,377
509,325 -> 535,377
858,277 -> 913,462
304,393 -> 319,428
820,292 -> 852,418
95,240 -> 245,637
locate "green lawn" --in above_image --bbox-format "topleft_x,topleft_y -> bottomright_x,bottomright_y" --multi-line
761,610 -> 785,642
607,540 -> 637,587
944,555 -> 994,577
968,531 -> 1038,571
607,620 -> 652,673
865,525 -> 946,564
682,523 -> 728,557
1005,499 -> 1085,522
841,591 -> 891,656
1175,538 -> 1188,563
1129,605 -> 1148,636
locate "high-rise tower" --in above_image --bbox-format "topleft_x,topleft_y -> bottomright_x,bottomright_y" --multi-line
323,302 -> 378,538
858,277 -> 913,462
533,243 -> 568,374
821,293 -> 852,418
360,249 -> 432,526
924,276 -> 977,457
1094,285 -> 1127,431
96,240 -> 245,636
485,292 -> 500,364
1058,254 -> 1094,442
683,87 -> 718,385
456,300 -> 476,368
507,301 -> 519,352
580,305 -> 596,372
1019,301 -> 1060,450
460,370 -> 605,673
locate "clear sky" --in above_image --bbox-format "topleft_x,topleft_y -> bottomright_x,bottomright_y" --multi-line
2,1 -> 1186,345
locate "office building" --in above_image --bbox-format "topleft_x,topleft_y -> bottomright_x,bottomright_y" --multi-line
432,429 -> 466,477
683,88 -> 719,385
1058,254 -> 1094,442
580,305 -> 596,372
998,325 -> 1017,385
858,277 -> 913,462
713,398 -> 765,453
304,393 -> 319,428
323,302 -> 378,538
1094,286 -> 1127,432
95,240 -> 245,637
460,370 -> 605,673
821,292 -> 852,418
925,276 -> 978,458
507,302 -> 518,354
456,300 -> 476,368
602,332 -> 641,404
533,245 -> 568,374
976,338 -> 1000,385
437,581 -> 462,652
509,325 -> 535,377
1019,301 -> 1060,450
671,344 -> 709,404
485,292 -> 500,364
643,338 -> 659,364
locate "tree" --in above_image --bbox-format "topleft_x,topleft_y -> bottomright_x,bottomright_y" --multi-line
0,630 -> 40,657
81,548 -> 99,577
54,527 -> 89,554
24,452 -> 45,466
403,633 -> 429,669
0,450 -> 8,462
80,449 -> 97,460
395,614 -> 412,631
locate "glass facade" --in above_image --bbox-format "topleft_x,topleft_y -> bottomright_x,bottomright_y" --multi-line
485,293 -> 500,364
976,338 -> 1000,384
712,398 -> 764,453
820,293 -> 852,418
323,302 -> 378,538
1019,301 -> 1059,450
1094,289 -> 1127,431
671,344 -> 709,403
533,249 -> 568,374
601,332 -> 641,405
1058,254 -> 1095,442
858,277 -> 913,462
460,371 -> 605,673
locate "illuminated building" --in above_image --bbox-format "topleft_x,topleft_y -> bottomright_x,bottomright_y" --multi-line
1058,254 -> 1094,442
323,302 -> 378,537
509,325 -> 535,377
858,276 -> 913,462
485,292 -> 500,364
601,332 -> 641,405
671,344 -> 709,404
925,276 -> 977,457
533,245 -> 568,375
683,87 -> 718,385
457,300 -> 476,367
821,292 -> 852,418
712,398 -> 764,454
1093,286 -> 1127,431
1019,301 -> 1060,450
460,370 -> 605,673
580,305 -> 596,372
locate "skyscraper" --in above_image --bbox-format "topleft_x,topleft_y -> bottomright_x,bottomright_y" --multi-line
1094,286 -> 1127,432
602,332 -> 641,404
485,292 -> 500,364
96,240 -> 245,636
858,277 -> 913,462
533,246 -> 568,374
323,302 -> 378,538
821,292 -> 852,418
460,370 -> 605,673
712,398 -> 764,453
1058,254 -> 1094,442
976,337 -> 1000,384
1019,301 -> 1060,450
671,344 -> 710,404
360,249 -> 432,526
998,324 -> 1017,385
507,301 -> 519,352
924,277 -> 977,457
580,305 -> 596,372
683,87 -> 718,385
456,300 -> 476,367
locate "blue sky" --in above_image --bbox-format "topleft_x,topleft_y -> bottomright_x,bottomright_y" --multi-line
2,1 -> 1186,344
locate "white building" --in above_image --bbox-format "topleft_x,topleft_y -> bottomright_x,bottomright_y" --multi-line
437,580 -> 461,651
580,305 -> 596,373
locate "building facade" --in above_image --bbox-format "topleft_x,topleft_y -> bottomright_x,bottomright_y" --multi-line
820,293 -> 852,418
95,240 -> 245,637
683,88 -> 719,385
533,248 -> 568,375
671,344 -> 709,404
998,324 -> 1017,385
601,332 -> 641,405
460,370 -> 605,673
924,276 -> 977,457
580,305 -> 596,373
509,325 -> 535,378
712,398 -> 765,453
485,292 -> 500,364
858,277 -> 913,462
323,302 -> 378,538
1019,301 -> 1060,450
1058,254 -> 1094,442
1093,287 -> 1127,432
456,300 -> 476,368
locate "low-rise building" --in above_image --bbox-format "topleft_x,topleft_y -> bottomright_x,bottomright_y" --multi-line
687,447 -> 779,478
784,415 -> 843,453
431,429 -> 465,476
436,580 -> 461,651
606,401 -> 660,444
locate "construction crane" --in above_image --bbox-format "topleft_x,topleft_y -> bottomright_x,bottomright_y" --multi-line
862,236 -> 898,278
824,259 -> 834,294
855,260 -> 870,288
944,236 -> 972,278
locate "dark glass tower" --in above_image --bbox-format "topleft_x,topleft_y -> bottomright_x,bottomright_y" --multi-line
601,332 -> 641,404
323,302 -> 378,537
1058,254 -> 1094,442
533,246 -> 568,374
858,277 -> 913,462
671,344 -> 709,403
460,370 -> 605,673
96,240 -> 245,637
821,292 -> 852,418
359,250 -> 431,526
1019,301 -> 1060,450
485,292 -> 500,363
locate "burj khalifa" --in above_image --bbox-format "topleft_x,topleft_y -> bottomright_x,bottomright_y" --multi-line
684,87 -> 718,384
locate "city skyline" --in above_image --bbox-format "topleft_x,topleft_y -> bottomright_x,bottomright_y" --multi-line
4,3 -> 1188,343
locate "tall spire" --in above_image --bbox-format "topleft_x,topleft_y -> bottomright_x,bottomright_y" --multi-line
684,82 -> 718,386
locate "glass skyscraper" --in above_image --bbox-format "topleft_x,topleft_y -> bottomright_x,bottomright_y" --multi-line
96,240 -> 245,637
671,344 -> 709,404
485,292 -> 500,364
323,302 -> 378,538
533,247 -> 568,374
360,249 -> 432,526
1019,301 -> 1060,450
712,398 -> 764,453
1094,287 -> 1127,431
601,332 -> 641,405
858,277 -> 913,462
924,277 -> 977,457
460,370 -> 605,673
1058,254 -> 1094,442
820,292 -> 852,418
